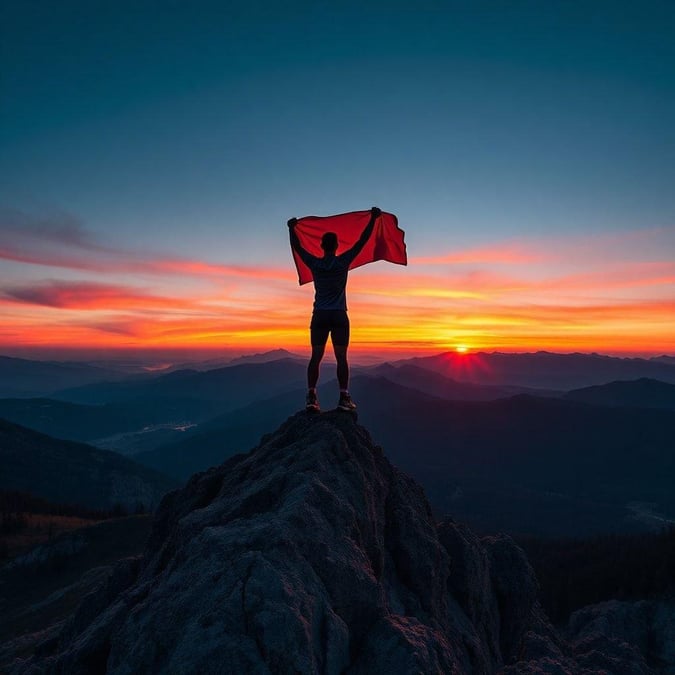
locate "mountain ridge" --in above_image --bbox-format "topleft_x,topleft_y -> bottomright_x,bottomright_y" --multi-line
564,377 -> 675,409
52,358 -> 306,407
0,356 -> 126,398
6,350 -> 675,401
131,376 -> 675,537
394,350 -> 675,388
0,418 -> 175,511
10,411 -> 672,674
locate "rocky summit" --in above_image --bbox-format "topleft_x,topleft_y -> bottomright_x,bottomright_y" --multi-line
11,411 -> 673,674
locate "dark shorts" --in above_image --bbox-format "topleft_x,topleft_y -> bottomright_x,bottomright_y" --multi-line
310,310 -> 350,347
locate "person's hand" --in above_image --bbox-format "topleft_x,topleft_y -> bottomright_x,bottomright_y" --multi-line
287,217 -> 297,229
370,207 -> 381,218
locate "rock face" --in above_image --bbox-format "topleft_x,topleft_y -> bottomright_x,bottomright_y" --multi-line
10,412 -> 673,674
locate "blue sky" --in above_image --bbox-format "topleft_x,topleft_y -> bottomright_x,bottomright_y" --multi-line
1,1 -> 674,357
3,1 -> 674,253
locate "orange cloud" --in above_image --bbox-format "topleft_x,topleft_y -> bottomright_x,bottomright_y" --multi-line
411,226 -> 675,271
0,243 -> 290,284
144,259 -> 290,281
2,296 -> 673,357
1,281 -> 202,311
2,209 -> 674,358
412,244 -> 544,265
540,261 -> 675,294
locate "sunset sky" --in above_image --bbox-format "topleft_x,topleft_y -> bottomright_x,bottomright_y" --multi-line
2,1 -> 674,361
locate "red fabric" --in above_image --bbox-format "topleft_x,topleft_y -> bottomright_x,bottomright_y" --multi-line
291,210 -> 407,285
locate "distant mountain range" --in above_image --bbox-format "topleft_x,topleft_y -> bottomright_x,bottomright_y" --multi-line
0,350 -> 305,399
565,377 -> 675,409
2,357 -> 554,460
0,418 -> 175,510
168,348 -> 304,372
4,350 -> 675,399
0,396 -> 219,454
393,350 -> 675,389
0,356 -> 127,398
3,353 -> 675,537
0,398 -> 158,443
53,358 -> 307,407
0,358 -> 308,457
369,362 -> 560,399
353,379 -> 675,536
651,355 -> 675,365
133,382 -> 334,480
219,348 -> 304,366
131,374 -> 675,537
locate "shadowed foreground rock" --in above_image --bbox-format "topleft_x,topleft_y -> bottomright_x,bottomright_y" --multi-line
10,412 -> 674,674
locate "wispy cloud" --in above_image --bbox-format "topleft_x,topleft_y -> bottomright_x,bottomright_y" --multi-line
143,259 -> 289,281
0,207 -> 106,250
412,244 -> 544,265
540,261 -> 675,293
2,208 -> 674,356
1,280 -> 201,311
411,225 -> 675,269
0,208 -> 290,283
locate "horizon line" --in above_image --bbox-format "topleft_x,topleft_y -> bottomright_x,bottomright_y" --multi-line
1,346 -> 673,365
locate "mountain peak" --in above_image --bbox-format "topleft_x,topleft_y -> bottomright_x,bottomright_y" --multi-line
15,412 -> 658,673
226,348 -> 302,366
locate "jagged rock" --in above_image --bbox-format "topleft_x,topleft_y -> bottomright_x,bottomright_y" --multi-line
437,518 -> 501,669
568,600 -> 675,675
484,533 -> 539,662
8,412 -> 672,674
652,603 -> 675,673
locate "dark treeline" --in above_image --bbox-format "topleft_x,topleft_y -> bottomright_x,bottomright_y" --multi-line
518,527 -> 675,624
0,490 -> 145,535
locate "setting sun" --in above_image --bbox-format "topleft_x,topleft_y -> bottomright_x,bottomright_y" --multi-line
456,345 -> 469,354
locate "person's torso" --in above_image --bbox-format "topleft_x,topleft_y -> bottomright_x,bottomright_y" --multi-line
310,255 -> 350,310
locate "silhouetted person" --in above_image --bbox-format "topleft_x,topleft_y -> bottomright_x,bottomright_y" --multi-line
288,207 -> 380,411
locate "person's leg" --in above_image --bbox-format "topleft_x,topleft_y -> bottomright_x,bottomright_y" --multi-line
308,313 -> 329,390
308,343 -> 326,389
331,312 -> 351,398
333,344 -> 349,390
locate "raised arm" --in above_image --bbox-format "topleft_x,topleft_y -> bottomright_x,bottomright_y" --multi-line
341,207 -> 381,263
288,218 -> 317,268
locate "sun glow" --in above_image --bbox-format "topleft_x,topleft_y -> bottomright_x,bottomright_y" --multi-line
1,223 -> 674,359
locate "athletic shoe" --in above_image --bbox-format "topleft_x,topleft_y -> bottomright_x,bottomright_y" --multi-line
338,392 -> 356,411
306,390 -> 320,412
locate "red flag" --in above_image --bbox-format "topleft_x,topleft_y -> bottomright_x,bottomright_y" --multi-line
291,210 -> 407,285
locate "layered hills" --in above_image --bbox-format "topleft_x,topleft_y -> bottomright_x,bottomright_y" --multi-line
0,419 -> 175,511
3,353 -> 675,537
0,356 -> 126,398
0,398 -> 157,443
565,377 -> 675,410
400,351 -> 675,389
53,359 -> 307,407
131,375 -> 675,537
9,412 -> 673,674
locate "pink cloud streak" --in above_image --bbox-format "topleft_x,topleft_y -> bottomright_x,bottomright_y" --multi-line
412,244 -> 543,265
0,280 -> 205,311
0,209 -> 290,283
